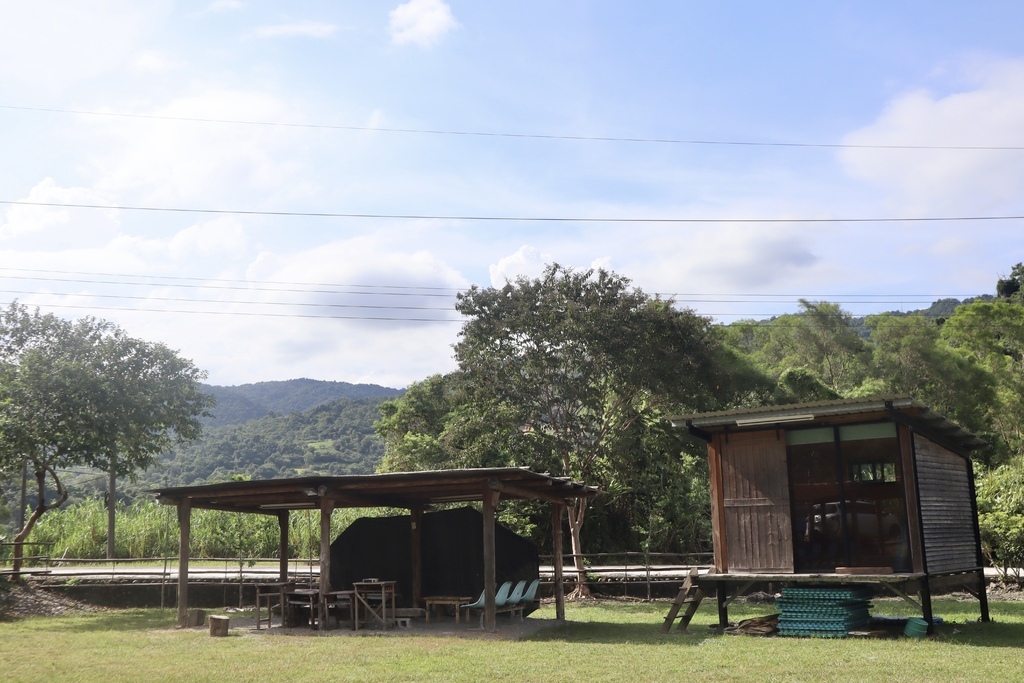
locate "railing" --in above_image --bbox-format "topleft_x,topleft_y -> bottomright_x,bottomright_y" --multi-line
5,550 -> 714,603
539,551 -> 714,600
0,542 -> 54,578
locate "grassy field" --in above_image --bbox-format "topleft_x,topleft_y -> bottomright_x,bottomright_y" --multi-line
0,599 -> 1021,682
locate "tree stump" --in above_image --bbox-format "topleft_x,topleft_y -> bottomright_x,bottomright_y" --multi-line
209,615 -> 230,637
185,609 -> 206,627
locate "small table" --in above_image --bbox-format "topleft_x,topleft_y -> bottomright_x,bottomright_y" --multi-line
255,582 -> 294,630
424,596 -> 473,624
286,587 -> 321,629
353,581 -> 397,630
324,590 -> 356,630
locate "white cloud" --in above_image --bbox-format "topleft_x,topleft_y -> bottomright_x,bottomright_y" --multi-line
132,50 -> 186,74
0,179 -> 120,246
252,21 -> 337,39
0,1 -> 170,91
168,219 -> 248,261
840,58 -> 1024,214
206,0 -> 243,12
489,245 -> 554,287
389,0 -> 459,48
88,90 -> 308,205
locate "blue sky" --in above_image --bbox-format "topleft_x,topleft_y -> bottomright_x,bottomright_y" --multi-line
2,1 -> 1024,387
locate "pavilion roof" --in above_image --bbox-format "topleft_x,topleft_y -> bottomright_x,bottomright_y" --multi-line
150,467 -> 599,514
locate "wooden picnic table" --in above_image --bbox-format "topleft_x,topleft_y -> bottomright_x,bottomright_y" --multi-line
325,590 -> 356,630
255,581 -> 294,630
286,587 -> 321,629
353,581 -> 397,630
424,595 -> 474,624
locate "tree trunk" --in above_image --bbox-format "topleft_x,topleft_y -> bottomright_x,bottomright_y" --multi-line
11,465 -> 68,575
107,462 -> 116,559
566,500 -> 591,599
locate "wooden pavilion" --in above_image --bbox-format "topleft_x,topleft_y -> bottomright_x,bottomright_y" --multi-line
151,467 -> 598,631
664,396 -> 990,635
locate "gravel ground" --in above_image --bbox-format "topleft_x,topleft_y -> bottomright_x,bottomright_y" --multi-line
0,582 -> 558,639
0,582 -> 106,619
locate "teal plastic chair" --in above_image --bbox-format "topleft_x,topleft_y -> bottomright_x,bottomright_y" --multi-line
494,580 -> 514,607
520,578 -> 540,605
506,580 -> 527,607
510,578 -> 540,620
463,581 -> 513,626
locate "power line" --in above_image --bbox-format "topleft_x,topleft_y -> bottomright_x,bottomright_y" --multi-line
4,103 -> 1024,151
0,273 -> 459,299
4,199 -> 1024,224
0,287 -> 966,311
0,267 -> 462,293
0,267 -> 982,300
0,288 -> 456,312
0,300 -> 462,322
1,295 -> 983,325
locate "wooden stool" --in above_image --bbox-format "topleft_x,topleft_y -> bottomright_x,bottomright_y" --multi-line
209,615 -> 230,637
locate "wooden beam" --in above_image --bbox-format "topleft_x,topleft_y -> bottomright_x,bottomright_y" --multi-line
410,506 -> 424,607
482,488 -> 499,631
552,503 -> 565,621
707,435 -> 727,572
277,511 -> 289,583
176,499 -> 191,628
318,496 -> 334,631
488,479 -> 574,505
897,424 -> 925,574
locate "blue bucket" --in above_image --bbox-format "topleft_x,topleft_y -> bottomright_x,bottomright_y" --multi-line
903,617 -> 929,638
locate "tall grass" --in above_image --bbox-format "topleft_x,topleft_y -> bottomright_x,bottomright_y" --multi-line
25,499 -> 375,559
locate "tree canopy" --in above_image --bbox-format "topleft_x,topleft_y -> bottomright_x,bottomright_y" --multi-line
0,303 -> 213,570
378,264 -> 739,590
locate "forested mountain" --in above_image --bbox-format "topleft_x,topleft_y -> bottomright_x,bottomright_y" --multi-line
125,396 -> 391,495
201,378 -> 403,427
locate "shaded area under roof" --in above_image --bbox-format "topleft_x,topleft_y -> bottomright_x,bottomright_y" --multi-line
670,395 -> 988,454
150,467 -> 599,514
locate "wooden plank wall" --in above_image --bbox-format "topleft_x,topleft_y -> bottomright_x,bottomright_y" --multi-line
915,436 -> 978,573
719,430 -> 795,573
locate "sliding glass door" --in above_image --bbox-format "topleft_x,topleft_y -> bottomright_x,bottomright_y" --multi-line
787,423 -> 910,573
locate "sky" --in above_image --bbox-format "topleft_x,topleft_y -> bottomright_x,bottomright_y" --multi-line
2,1 -> 1024,388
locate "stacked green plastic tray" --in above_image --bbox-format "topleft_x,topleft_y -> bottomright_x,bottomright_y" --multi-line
776,586 -> 873,638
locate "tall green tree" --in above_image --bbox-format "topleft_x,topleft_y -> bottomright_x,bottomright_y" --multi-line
0,303 -> 213,571
766,300 -> 869,394
996,262 -> 1024,303
451,264 -> 725,593
864,312 -> 995,440
941,301 -> 1024,462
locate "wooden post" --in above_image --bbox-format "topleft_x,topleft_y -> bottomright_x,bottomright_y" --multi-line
716,583 -> 729,628
106,463 -> 116,560
482,487 -> 499,631
318,496 -> 334,631
552,503 -> 565,621
176,499 -> 191,628
411,506 -> 424,607
277,511 -> 290,582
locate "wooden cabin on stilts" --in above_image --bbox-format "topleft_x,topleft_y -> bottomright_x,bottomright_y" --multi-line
662,396 -> 990,636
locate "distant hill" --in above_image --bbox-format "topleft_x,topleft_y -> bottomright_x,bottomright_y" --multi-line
127,395 -> 395,493
202,378 -> 404,427
848,295 -> 993,338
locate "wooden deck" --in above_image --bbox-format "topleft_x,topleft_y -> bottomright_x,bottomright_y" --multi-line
690,568 -> 986,635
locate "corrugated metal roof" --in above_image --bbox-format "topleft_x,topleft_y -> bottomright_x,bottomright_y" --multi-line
150,467 -> 600,514
670,395 -> 988,453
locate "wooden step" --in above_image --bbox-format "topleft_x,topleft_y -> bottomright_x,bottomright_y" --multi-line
660,567 -> 708,633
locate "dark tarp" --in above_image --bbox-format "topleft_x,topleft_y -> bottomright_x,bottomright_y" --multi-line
330,506 -> 539,607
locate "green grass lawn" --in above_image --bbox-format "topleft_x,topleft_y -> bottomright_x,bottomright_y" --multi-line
1,600 -> 1021,682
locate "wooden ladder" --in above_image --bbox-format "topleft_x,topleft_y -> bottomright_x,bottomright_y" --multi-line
660,567 -> 706,633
